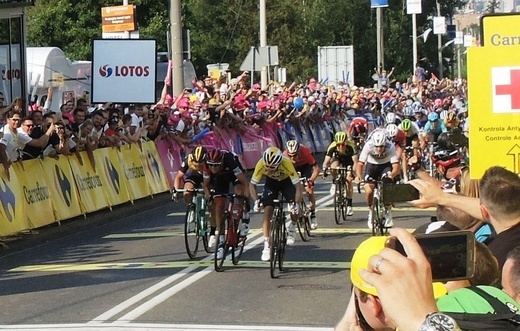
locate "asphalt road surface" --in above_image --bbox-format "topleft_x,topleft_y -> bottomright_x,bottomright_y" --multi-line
0,169 -> 435,330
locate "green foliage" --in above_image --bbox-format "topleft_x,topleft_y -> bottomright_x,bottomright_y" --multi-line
25,0 -> 467,85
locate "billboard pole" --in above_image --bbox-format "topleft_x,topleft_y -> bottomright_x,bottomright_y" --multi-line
170,0 -> 184,96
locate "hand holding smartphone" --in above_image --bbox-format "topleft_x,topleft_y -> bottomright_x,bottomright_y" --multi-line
385,231 -> 475,282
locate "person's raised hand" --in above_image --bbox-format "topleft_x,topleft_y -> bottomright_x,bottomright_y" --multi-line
408,178 -> 445,208
359,228 -> 438,331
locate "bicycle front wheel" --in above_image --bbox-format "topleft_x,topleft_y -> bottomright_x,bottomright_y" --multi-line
214,230 -> 228,272
372,195 -> 385,236
334,182 -> 342,225
184,204 -> 200,259
297,202 -> 309,242
269,218 -> 279,278
341,179 -> 349,222
232,220 -> 245,265
278,220 -> 286,272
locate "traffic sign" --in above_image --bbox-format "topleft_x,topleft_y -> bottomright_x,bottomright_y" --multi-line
101,5 -> 136,33
240,47 -> 262,72
467,45 -> 520,178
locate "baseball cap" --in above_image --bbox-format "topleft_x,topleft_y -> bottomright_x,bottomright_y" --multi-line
350,236 -> 447,298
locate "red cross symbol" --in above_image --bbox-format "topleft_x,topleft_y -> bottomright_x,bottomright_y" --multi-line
495,69 -> 520,109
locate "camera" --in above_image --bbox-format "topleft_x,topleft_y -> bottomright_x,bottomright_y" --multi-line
385,231 -> 475,282
382,183 -> 420,203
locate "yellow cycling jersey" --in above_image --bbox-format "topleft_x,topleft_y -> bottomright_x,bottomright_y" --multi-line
250,156 -> 300,185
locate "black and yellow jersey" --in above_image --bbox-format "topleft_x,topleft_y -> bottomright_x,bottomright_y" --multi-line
250,156 -> 299,185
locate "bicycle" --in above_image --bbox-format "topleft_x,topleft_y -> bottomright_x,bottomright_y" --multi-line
269,194 -> 291,278
214,193 -> 247,272
357,179 -> 388,236
297,176 -> 312,242
331,166 -> 351,225
176,188 -> 212,259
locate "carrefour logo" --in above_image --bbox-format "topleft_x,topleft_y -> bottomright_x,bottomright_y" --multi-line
98,64 -> 150,78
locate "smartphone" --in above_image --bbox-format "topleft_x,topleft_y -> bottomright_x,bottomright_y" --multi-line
385,231 -> 475,282
185,88 -> 193,93
382,183 -> 420,203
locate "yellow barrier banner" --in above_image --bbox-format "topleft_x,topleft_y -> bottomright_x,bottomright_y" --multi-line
120,144 -> 150,201
41,155 -> 82,221
94,147 -> 130,207
69,152 -> 108,213
0,163 -> 29,236
15,159 -> 55,228
140,141 -> 170,194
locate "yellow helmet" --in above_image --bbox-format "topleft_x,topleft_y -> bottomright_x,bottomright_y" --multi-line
335,131 -> 347,143
191,146 -> 207,162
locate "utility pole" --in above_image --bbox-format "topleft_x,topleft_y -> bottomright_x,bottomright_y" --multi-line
170,0 -> 184,96
437,0 -> 443,79
259,0 -> 267,89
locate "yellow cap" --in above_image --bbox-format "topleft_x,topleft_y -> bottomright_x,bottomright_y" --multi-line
350,236 -> 448,298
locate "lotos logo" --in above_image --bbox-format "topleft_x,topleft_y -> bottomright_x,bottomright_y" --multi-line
0,178 -> 16,222
99,64 -> 150,78
54,165 -> 72,207
99,65 -> 113,77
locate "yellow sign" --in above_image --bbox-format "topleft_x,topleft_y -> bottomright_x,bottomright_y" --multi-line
467,45 -> 520,179
101,5 -> 136,33
481,13 -> 520,47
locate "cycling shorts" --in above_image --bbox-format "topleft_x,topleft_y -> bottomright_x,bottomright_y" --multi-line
364,162 -> 393,182
261,177 -> 296,207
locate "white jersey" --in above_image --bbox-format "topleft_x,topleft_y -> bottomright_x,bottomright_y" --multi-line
359,139 -> 399,165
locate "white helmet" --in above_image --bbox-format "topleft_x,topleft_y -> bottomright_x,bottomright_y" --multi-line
371,129 -> 387,147
385,112 -> 396,124
440,110 -> 449,120
286,140 -> 300,155
386,124 -> 399,138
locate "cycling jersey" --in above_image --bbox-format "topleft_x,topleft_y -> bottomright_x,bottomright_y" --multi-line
179,154 -> 202,174
391,128 -> 407,148
326,141 -> 356,167
399,121 -> 421,138
348,117 -> 368,137
282,145 -> 316,168
251,156 -> 299,185
359,140 -> 399,165
202,151 -> 243,180
423,119 -> 448,135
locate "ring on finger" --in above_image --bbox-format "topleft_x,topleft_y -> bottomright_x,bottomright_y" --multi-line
374,257 -> 385,273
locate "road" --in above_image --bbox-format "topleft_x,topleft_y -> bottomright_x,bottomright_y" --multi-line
0,173 -> 435,330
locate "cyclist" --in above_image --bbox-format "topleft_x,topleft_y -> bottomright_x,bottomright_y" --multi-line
398,119 -> 422,181
323,131 -> 358,216
354,129 -> 400,229
421,112 -> 447,150
203,149 -> 251,258
249,147 -> 303,262
385,124 -> 408,182
348,116 -> 368,151
283,140 -> 320,229
444,111 -> 460,130
172,146 -> 206,204
385,112 -> 401,126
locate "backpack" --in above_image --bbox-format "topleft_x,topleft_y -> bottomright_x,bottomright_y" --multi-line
443,287 -> 520,330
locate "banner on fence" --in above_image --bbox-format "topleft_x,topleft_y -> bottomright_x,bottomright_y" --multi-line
0,165 -> 29,236
95,147 -> 130,207
120,144 -> 151,201
69,152 -> 108,213
140,141 -> 169,194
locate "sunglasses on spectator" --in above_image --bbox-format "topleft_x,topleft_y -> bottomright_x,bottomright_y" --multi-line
23,124 -> 34,127
10,117 -> 21,121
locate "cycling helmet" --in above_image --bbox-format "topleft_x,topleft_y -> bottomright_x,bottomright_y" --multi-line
401,119 -> 412,131
440,110 -> 449,120
428,112 -> 439,122
335,131 -> 347,143
386,124 -> 399,138
446,111 -> 457,122
286,140 -> 300,155
371,130 -> 387,147
403,105 -> 414,118
263,147 -> 283,168
207,149 -> 224,165
192,146 -> 207,163
385,112 -> 396,124
351,124 -> 367,138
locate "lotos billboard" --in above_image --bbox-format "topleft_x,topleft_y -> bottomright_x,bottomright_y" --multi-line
91,39 -> 156,103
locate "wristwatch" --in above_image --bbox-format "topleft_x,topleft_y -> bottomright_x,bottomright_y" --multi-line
418,312 -> 461,331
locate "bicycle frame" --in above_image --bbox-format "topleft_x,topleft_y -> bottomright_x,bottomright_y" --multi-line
178,188 -> 211,259
357,180 -> 387,236
270,194 -> 288,278
332,166 -> 351,224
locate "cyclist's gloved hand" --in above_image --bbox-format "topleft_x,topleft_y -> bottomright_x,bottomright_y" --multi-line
307,179 -> 314,189
381,172 -> 394,183
322,168 -> 329,178
253,199 -> 261,212
364,175 -> 372,182
171,188 -> 178,202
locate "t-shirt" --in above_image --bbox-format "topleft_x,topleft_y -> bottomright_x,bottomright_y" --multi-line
0,125 -> 31,162
250,156 -> 299,185
437,286 -> 520,314
486,221 -> 520,269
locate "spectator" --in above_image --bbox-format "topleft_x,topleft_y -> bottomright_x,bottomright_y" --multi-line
89,110 -> 105,141
0,110 -> 25,179
410,166 -> 520,269
502,246 -> 520,303
19,117 -> 55,159
129,104 -> 144,135
71,108 -> 87,132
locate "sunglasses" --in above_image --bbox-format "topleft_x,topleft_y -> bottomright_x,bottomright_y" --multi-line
207,163 -> 221,168
23,124 -> 35,127
354,294 -> 373,331
265,165 -> 278,171
337,143 -> 346,147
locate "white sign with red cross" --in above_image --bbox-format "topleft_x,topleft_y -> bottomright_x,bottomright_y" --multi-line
492,67 -> 520,113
